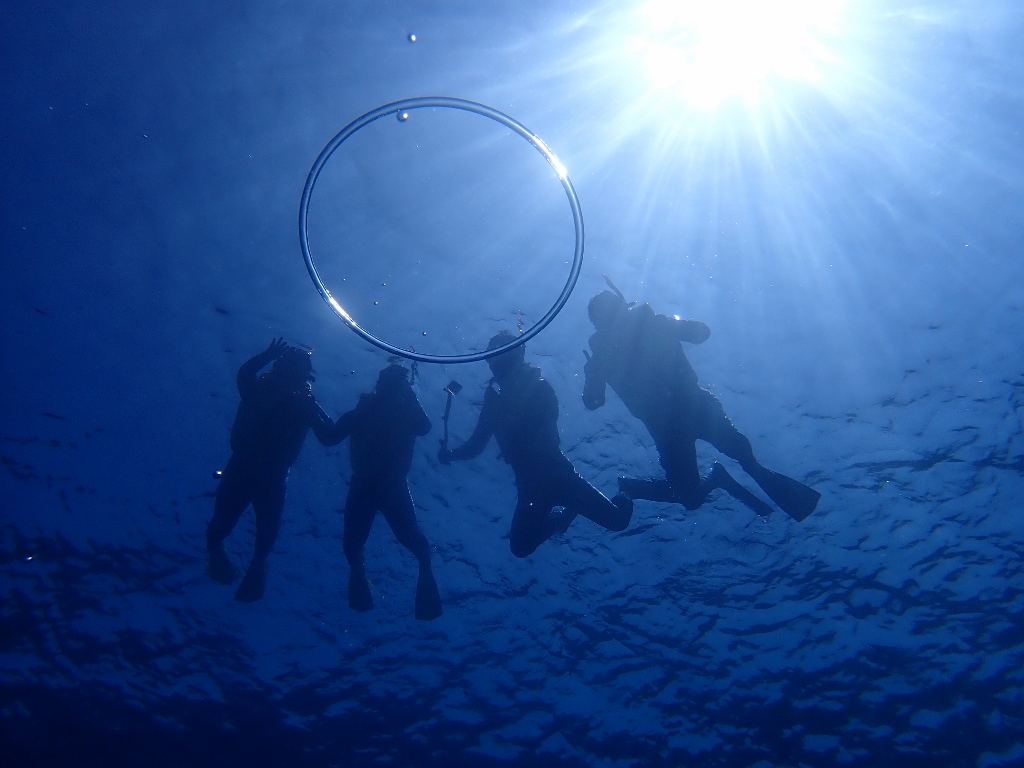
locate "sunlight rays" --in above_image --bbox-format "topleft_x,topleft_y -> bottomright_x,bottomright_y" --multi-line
466,1 -> 1004,393
633,0 -> 846,109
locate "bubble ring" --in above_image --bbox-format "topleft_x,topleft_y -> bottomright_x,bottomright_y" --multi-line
298,96 -> 584,364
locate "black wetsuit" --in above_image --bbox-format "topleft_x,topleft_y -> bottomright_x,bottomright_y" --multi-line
449,363 -> 627,557
583,303 -> 755,509
329,385 -> 433,570
208,348 -> 334,564
327,378 -> 442,619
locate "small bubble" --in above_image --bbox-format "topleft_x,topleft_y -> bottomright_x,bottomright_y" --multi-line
397,111 -> 409,122
422,331 -> 427,336
24,556 -> 33,562
374,301 -> 379,305
408,33 -> 417,42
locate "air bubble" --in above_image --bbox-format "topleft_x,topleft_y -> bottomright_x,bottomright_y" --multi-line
408,33 -> 417,42
298,96 -> 583,365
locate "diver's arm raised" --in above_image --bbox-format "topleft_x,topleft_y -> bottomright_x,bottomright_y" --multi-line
236,337 -> 288,397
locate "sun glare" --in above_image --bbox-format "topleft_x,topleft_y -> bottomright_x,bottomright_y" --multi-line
635,0 -> 845,107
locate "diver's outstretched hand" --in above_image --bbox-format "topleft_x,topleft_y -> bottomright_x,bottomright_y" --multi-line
266,337 -> 289,358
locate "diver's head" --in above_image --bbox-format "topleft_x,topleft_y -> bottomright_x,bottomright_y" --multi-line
485,330 -> 525,379
273,347 -> 313,385
376,363 -> 410,394
588,290 -> 627,330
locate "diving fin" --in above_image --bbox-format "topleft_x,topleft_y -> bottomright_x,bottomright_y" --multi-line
618,476 -> 676,504
234,561 -> 266,602
708,463 -> 774,518
208,544 -> 239,585
415,569 -> 442,621
750,466 -> 820,522
578,497 -> 629,532
348,570 -> 374,612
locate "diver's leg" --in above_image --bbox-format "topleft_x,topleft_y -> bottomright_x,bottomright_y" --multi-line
669,394 -> 771,516
509,493 -> 559,558
234,473 -> 286,602
697,389 -> 819,521
695,388 -> 757,470
206,457 -> 248,584
343,483 -> 376,612
381,484 -> 441,621
703,462 -> 773,518
568,473 -> 632,532
657,432 -> 708,510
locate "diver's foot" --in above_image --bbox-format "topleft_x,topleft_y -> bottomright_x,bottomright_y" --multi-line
611,493 -> 634,529
415,570 -> 443,621
708,462 -> 773,518
348,571 -> 374,612
208,545 -> 239,585
234,562 -> 266,602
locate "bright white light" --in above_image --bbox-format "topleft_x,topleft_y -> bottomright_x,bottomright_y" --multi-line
635,0 -> 845,107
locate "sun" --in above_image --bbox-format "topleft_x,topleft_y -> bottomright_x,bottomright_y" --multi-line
633,0 -> 846,108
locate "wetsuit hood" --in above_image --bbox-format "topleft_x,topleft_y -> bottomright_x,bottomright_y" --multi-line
486,330 -> 525,381
588,290 -> 627,330
273,348 -> 313,385
376,363 -> 410,394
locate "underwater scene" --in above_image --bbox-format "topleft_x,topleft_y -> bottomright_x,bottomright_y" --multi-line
3,1 -> 1024,766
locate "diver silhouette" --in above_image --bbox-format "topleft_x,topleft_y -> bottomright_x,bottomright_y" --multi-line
583,290 -> 820,521
325,363 -> 442,621
438,331 -> 633,557
207,338 -> 335,602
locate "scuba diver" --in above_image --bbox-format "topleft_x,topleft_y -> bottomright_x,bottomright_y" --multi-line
207,338 -> 335,602
583,287 -> 820,521
325,363 -> 442,621
438,331 -> 633,558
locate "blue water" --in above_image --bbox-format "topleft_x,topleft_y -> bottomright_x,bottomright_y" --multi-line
3,1 -> 1024,766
